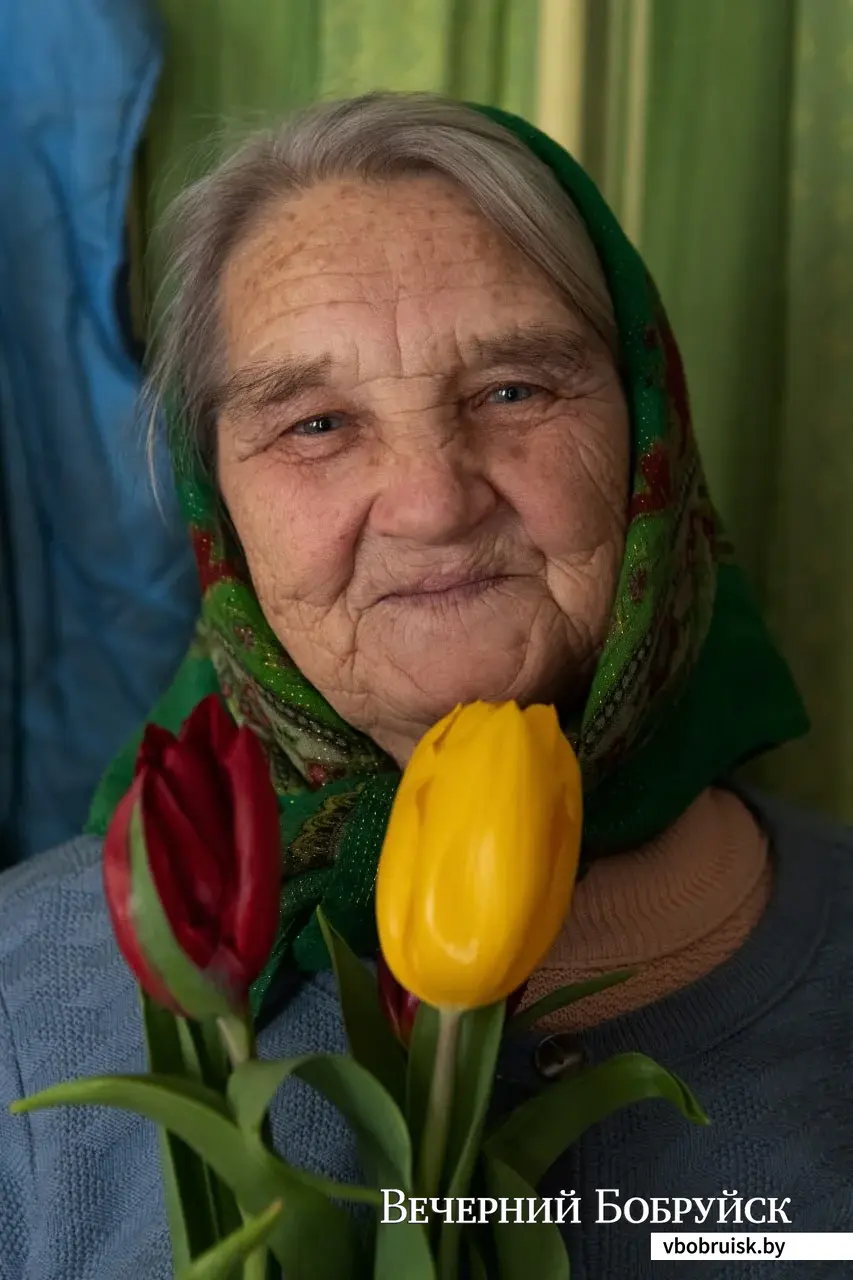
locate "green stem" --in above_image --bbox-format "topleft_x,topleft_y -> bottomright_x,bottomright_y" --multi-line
417,1008 -> 462,1200
216,1010 -> 267,1280
216,1009 -> 255,1068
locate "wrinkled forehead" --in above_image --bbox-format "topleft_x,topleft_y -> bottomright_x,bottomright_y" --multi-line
216,174 -> 595,391
221,174 -> 528,304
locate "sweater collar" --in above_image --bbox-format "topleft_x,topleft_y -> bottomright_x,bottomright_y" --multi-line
549,787 -> 831,1065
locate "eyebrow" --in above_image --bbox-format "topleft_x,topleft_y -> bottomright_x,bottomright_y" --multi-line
210,354 -> 333,417
212,323 -> 592,418
465,325 -> 593,378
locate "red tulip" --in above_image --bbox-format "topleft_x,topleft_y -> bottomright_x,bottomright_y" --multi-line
377,952 -> 527,1047
377,952 -> 422,1047
103,695 -> 281,1019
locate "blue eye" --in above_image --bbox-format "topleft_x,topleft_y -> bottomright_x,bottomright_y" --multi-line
488,384 -> 536,404
291,414 -> 343,437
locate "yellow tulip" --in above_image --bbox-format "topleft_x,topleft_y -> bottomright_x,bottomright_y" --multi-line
376,700 -> 583,1009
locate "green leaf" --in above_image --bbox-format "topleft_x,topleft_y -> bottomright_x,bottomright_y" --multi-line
406,1001 -> 440,1171
140,993 -> 221,1269
228,1054 -> 412,1188
176,1201 -> 283,1280
12,1073 -> 369,1280
11,1064 -> 235,1115
316,910 -> 407,1106
374,1219 -> 436,1280
465,1235 -> 490,1280
486,1052 -> 710,1186
483,1157 -> 570,1280
506,970 -> 636,1036
438,1004 -> 505,1278
129,806 -> 234,1020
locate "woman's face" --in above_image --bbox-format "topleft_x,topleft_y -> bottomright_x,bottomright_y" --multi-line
216,175 -> 630,763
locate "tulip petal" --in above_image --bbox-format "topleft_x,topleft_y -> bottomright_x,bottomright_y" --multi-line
376,954 -> 403,1042
103,779 -> 184,1013
391,704 -> 468,804
148,774 -> 225,913
135,723 -> 178,777
128,803 -> 240,1019
180,694 -> 240,759
375,776 -> 427,973
172,698 -> 242,866
159,741 -> 234,867
376,953 -> 421,1047
142,779 -> 220,970
482,705 -> 580,995
411,712 -> 533,1003
221,728 -> 281,983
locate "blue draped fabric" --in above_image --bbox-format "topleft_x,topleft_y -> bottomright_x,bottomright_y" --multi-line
0,0 -> 199,863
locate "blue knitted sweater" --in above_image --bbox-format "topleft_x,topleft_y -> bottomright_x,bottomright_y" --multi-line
0,789 -> 851,1279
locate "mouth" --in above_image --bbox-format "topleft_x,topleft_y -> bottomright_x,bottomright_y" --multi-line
381,575 -> 511,605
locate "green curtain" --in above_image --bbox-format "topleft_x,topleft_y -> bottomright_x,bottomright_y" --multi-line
586,0 -> 853,824
136,0 -> 538,310
136,0 -> 852,824
766,0 -> 853,822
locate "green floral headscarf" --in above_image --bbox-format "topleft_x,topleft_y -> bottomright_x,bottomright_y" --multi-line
87,105 -> 807,1019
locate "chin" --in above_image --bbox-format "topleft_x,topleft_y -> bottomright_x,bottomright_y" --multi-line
390,659 -> 563,723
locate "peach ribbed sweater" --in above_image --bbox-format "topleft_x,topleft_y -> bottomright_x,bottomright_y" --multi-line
525,788 -> 770,1032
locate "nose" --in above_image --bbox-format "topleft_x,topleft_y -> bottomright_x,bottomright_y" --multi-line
369,441 -> 499,544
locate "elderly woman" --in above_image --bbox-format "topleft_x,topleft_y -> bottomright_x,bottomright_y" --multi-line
1,92 -> 851,1279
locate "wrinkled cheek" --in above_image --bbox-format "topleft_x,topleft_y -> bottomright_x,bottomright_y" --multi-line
217,459 -> 320,604
547,544 -> 623,657
519,470 -> 626,663
225,495 -> 360,673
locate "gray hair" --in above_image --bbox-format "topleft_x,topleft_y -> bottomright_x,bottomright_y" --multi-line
146,91 -> 617,481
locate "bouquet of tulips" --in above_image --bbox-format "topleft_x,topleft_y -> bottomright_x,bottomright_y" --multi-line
11,697 -> 707,1279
